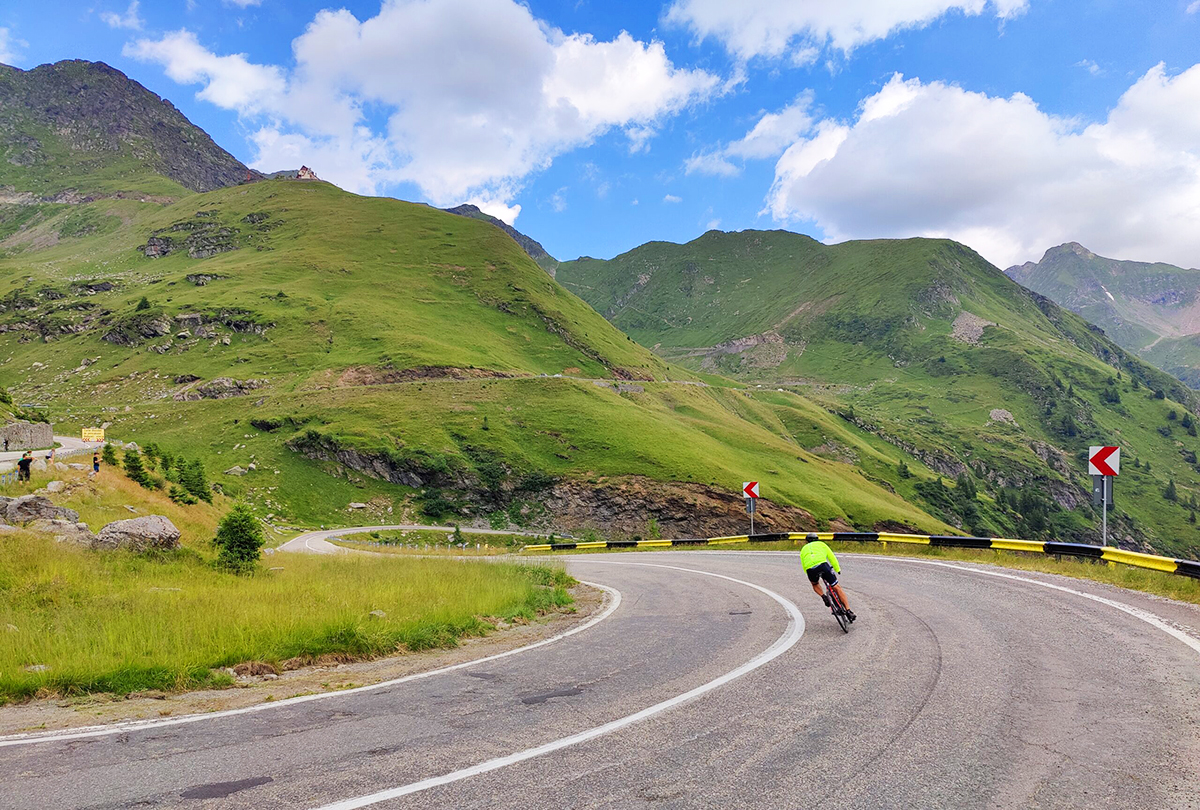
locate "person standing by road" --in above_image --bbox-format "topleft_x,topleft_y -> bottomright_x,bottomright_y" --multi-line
93,453 -> 100,474
16,452 -> 32,482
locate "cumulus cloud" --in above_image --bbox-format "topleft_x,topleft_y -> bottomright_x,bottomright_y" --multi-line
664,194 -> 682,203
126,0 -> 717,214
766,65 -> 1200,269
0,27 -> 28,65
101,1 -> 144,31
686,93 -> 813,176
666,0 -> 1028,61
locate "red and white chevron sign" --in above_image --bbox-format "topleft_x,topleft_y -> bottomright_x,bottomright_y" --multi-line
743,481 -> 759,498
1089,446 -> 1120,476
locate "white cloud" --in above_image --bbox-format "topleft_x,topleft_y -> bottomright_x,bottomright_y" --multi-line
126,0 -> 717,215
686,93 -> 813,176
664,194 -> 682,203
706,218 -> 721,230
0,27 -> 28,65
101,0 -> 144,31
666,0 -> 1028,61
550,187 -> 568,212
766,65 -> 1200,269
1075,59 -> 1102,76
1189,0 -> 1200,13
224,0 -> 263,6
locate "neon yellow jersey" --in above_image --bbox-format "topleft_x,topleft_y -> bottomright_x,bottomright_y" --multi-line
799,540 -> 840,573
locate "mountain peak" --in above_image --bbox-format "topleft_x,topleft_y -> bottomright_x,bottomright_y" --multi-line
443,204 -> 559,277
1045,241 -> 1097,261
0,59 -> 256,196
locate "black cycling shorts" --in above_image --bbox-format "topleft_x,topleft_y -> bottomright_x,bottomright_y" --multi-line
806,562 -> 838,587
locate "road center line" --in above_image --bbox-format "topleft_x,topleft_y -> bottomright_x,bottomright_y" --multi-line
311,560 -> 806,810
0,581 -> 622,748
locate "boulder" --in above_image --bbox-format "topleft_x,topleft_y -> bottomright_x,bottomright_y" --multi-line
93,516 -> 181,552
32,459 -> 47,472
45,480 -> 66,493
54,462 -> 69,472
6,495 -> 79,525
224,466 -> 247,476
347,502 -> 368,510
28,519 -> 95,545
69,463 -> 86,470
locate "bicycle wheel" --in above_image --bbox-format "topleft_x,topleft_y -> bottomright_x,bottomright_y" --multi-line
829,589 -> 849,634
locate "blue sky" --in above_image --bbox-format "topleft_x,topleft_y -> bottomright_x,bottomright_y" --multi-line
2,1 -> 1200,268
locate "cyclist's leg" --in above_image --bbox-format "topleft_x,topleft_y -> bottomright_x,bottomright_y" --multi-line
806,566 -> 830,604
831,582 -> 850,608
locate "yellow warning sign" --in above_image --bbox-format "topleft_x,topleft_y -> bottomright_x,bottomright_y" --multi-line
81,428 -> 105,442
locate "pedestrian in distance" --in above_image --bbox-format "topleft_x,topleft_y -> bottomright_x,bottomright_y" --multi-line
3,438 -> 8,452
17,452 -> 32,482
93,453 -> 100,474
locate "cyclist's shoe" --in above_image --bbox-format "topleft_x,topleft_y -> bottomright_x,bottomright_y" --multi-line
846,610 -> 857,623
821,594 -> 831,608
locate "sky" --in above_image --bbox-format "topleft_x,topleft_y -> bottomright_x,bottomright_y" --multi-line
2,1 -> 1200,269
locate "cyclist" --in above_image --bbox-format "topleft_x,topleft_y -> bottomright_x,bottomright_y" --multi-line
800,534 -> 856,623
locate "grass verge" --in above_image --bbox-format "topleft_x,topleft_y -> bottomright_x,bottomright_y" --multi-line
0,533 -> 574,704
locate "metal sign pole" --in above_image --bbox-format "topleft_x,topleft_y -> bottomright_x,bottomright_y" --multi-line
1102,484 -> 1107,547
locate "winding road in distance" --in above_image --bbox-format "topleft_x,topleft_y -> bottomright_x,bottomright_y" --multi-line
3,549 -> 1199,809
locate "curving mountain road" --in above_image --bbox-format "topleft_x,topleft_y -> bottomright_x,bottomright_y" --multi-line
2,550 -> 1199,809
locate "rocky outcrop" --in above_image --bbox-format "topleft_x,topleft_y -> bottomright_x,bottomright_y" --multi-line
140,218 -> 239,260
0,420 -> 53,451
5,495 -> 79,524
287,431 -> 464,489
27,518 -> 95,545
174,377 -> 266,401
542,477 -> 816,538
93,516 -> 180,552
102,312 -> 172,346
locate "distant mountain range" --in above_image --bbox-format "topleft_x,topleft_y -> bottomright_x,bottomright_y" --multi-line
1006,243 -> 1200,387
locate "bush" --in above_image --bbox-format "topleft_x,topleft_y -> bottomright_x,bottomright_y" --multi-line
213,504 -> 265,573
169,485 -> 198,505
1165,479 -> 1178,502
136,296 -> 151,311
122,448 -> 152,488
101,443 -> 119,466
182,459 -> 212,503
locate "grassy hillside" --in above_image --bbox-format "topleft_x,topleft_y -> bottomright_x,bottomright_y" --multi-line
0,179 -> 947,537
1006,242 -> 1200,386
559,230 -> 1200,556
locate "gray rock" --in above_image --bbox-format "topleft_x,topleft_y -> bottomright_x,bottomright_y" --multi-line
347,502 -> 368,509
6,495 -> 79,525
368,609 -> 387,619
224,465 -> 247,476
28,519 -> 95,545
53,462 -> 69,472
68,463 -> 86,470
45,480 -> 66,493
32,459 -> 47,471
24,664 -> 49,673
93,516 -> 181,552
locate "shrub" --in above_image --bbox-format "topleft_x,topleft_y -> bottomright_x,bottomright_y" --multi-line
169,485 -> 198,505
897,461 -> 912,479
101,443 -> 119,466
136,296 -> 151,311
213,504 -> 264,573
182,459 -> 212,503
1165,479 -> 1178,502
122,448 -> 152,488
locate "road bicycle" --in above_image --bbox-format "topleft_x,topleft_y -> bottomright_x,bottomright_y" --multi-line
823,583 -> 851,633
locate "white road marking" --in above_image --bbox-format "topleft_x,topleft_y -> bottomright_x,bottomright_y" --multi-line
864,555 -> 1200,656
0,582 -> 622,748
312,560 -> 806,810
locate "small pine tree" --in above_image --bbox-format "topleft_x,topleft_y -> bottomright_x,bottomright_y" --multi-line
213,503 -> 264,573
136,296 -> 151,311
1146,461 -> 1152,473
1067,383 -> 1074,398
1154,388 -> 1166,400
159,450 -> 175,479
173,455 -> 188,483
898,461 -> 912,479
183,459 -> 212,503
1165,479 -> 1178,502
1132,376 -> 1140,390
101,442 -> 119,466
123,448 -> 151,488
1169,410 -> 1178,421
453,524 -> 465,545
142,442 -> 159,471
1190,511 -> 1196,525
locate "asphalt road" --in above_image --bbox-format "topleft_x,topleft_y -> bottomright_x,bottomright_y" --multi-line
277,526 -> 555,555
3,550 -> 1199,809
0,435 -> 102,464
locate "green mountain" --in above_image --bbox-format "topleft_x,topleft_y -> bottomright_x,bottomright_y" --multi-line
444,204 -> 559,277
0,60 -> 947,541
1006,243 -> 1200,387
558,230 -> 1200,557
0,60 -> 256,198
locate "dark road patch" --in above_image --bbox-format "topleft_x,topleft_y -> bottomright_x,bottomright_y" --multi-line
467,671 -> 501,681
729,610 -> 752,615
180,776 -> 273,800
521,686 -> 583,705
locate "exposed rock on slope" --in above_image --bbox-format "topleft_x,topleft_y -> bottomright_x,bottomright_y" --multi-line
444,204 -> 559,277
0,60 -> 257,195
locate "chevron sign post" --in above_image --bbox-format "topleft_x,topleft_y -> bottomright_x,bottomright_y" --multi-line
743,481 -> 759,536
1089,446 -> 1119,547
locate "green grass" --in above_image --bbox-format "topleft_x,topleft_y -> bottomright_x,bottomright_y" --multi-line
0,533 -> 574,703
558,230 -> 1200,556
